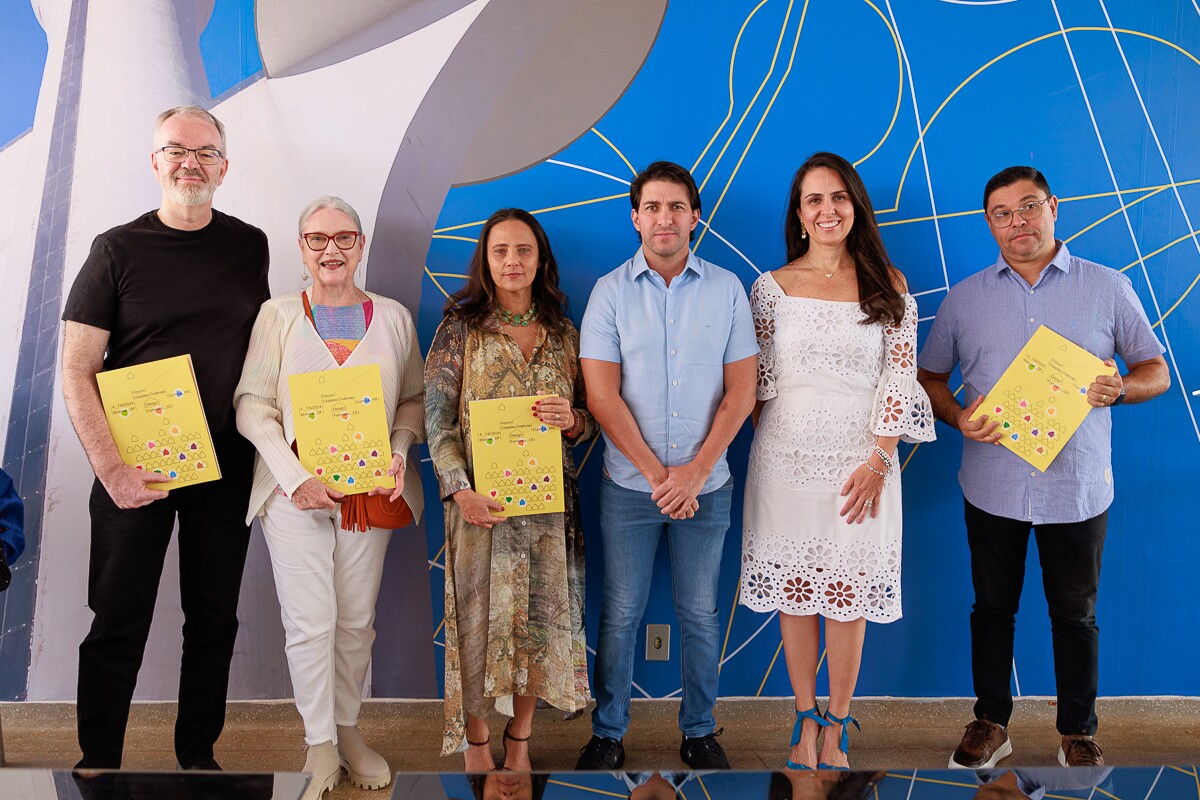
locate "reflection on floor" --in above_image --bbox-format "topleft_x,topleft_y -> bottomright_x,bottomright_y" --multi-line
1,698 -> 1197,800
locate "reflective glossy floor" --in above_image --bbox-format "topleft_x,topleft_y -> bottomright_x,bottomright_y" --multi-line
1,698 -> 1197,799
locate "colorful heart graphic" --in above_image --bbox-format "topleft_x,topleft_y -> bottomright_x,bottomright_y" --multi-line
1002,421 -> 1012,429
316,468 -> 324,476
154,407 -> 164,415
147,440 -> 156,449
119,409 -> 130,417
1019,400 -> 1028,409
168,470 -> 178,478
1047,430 -> 1057,438
516,478 -> 524,485
539,425 -> 548,433
307,412 -> 318,421
170,425 -> 181,435
358,459 -> 366,467
196,462 -> 206,469
542,474 -> 551,483
530,483 -> 538,491
374,469 -> 383,477
1035,446 -> 1046,455
353,432 -> 364,442
342,454 -> 351,462
505,496 -> 514,504
1022,414 -> 1032,423
329,445 -> 338,453
1010,433 -> 1019,441
333,474 -> 341,482
1046,407 -> 1057,416
189,442 -> 198,450
347,477 -> 356,485
161,448 -> 170,456
993,406 -> 1003,415
527,458 -> 537,467
174,389 -> 184,398
504,470 -> 512,477
545,493 -> 553,501
518,499 -> 526,506
1031,428 -> 1040,436
340,412 -> 350,421
490,491 -> 498,497
362,396 -> 372,404
370,449 -> 379,457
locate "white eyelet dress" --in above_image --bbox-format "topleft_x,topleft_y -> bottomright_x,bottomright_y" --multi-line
739,272 -> 935,622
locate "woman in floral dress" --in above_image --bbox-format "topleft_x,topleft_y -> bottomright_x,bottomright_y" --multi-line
426,208 -> 596,772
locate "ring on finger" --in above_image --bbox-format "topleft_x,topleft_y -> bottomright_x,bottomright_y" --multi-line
864,500 -> 874,508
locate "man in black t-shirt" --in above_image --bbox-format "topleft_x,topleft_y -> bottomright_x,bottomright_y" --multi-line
60,105 -> 269,770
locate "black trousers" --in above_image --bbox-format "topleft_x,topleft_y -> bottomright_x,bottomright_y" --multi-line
76,432 -> 255,769
965,498 -> 1106,736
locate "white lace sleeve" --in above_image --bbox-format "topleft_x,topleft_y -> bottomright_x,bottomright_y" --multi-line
751,275 -> 778,401
872,293 -> 935,442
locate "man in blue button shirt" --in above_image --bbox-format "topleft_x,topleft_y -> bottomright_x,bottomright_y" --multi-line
917,166 -> 1169,770
576,161 -> 758,770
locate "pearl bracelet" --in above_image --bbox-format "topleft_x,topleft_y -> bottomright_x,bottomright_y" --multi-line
872,445 -> 893,473
865,463 -> 887,479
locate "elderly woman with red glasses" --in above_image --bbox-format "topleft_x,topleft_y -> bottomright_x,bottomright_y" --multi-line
234,196 -> 425,800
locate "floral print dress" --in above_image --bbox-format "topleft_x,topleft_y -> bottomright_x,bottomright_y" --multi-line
425,312 -> 596,755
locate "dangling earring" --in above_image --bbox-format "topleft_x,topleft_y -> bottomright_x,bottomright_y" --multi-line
302,269 -> 310,281
800,222 -> 808,240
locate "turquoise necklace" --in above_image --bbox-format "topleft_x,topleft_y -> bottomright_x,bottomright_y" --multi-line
495,302 -> 537,327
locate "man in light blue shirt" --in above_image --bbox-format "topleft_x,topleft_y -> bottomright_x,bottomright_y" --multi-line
576,161 -> 758,771
917,166 -> 1169,770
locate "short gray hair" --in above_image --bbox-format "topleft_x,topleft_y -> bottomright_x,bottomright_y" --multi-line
155,105 -> 227,152
298,196 -> 364,234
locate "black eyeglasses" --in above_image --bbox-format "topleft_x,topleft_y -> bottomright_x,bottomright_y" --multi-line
302,231 -> 360,251
987,197 -> 1052,228
156,146 -> 224,166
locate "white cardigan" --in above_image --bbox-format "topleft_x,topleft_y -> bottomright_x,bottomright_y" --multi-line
233,290 -> 425,525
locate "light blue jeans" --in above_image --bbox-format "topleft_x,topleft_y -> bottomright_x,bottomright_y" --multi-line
591,474 -> 733,740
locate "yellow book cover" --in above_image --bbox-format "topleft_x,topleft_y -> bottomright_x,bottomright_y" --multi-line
288,364 -> 394,496
969,325 -> 1109,472
469,395 -> 564,517
96,354 -> 220,489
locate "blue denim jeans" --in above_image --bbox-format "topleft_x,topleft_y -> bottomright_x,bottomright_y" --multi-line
591,475 -> 733,740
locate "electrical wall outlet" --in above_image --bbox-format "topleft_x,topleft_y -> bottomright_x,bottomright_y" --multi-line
645,623 -> 670,662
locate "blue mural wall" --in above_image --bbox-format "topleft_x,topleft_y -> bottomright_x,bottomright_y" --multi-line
420,0 -> 1200,700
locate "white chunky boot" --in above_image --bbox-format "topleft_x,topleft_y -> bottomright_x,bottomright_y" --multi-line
337,725 -> 392,790
300,741 -> 342,800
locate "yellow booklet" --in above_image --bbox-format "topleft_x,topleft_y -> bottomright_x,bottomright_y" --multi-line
969,325 -> 1109,472
469,395 -> 565,517
96,354 -> 220,489
288,364 -> 394,496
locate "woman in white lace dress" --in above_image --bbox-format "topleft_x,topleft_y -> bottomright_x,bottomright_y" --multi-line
740,152 -> 934,770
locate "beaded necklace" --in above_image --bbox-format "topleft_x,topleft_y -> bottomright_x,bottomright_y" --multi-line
495,302 -> 538,327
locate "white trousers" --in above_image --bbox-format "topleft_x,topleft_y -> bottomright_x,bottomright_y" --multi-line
260,493 -> 391,745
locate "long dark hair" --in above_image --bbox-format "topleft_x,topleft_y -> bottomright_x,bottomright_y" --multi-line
783,152 -> 904,326
444,208 -> 569,332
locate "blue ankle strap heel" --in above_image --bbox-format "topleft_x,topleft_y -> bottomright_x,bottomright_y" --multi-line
817,709 -> 861,770
786,705 -> 830,770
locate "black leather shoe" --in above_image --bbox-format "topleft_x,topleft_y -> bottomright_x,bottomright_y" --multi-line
680,728 -> 731,769
177,758 -> 222,771
575,735 -> 625,770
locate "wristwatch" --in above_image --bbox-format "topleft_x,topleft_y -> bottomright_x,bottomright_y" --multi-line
1109,386 -> 1127,406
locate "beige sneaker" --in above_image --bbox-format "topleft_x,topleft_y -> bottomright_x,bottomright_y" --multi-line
1059,735 -> 1104,767
337,725 -> 392,790
948,719 -> 1013,769
301,741 -> 342,800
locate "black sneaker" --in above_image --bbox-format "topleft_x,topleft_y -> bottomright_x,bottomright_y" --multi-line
177,758 -> 222,771
575,735 -> 625,770
680,728 -> 731,769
